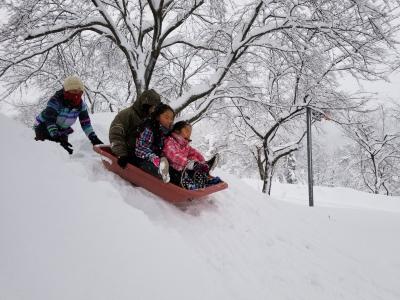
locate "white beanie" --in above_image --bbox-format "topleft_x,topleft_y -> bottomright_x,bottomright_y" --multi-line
63,75 -> 85,92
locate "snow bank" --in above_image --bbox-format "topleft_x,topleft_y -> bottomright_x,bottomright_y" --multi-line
244,179 -> 400,213
0,114 -> 226,300
1,113 -> 400,300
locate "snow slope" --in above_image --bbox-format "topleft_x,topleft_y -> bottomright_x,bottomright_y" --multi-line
1,113 -> 400,300
245,180 -> 400,213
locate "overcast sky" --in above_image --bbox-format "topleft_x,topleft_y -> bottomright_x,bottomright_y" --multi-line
339,72 -> 400,107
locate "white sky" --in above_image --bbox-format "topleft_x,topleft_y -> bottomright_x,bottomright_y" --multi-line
339,73 -> 400,106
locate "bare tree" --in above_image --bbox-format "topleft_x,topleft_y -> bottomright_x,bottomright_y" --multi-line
1,0 -> 399,119
342,107 -> 400,195
219,26 -> 375,195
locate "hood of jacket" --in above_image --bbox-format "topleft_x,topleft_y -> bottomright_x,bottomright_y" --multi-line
131,89 -> 161,118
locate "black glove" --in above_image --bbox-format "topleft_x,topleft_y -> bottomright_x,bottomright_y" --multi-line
89,133 -> 103,146
53,135 -> 73,155
60,140 -> 74,155
117,156 -> 129,169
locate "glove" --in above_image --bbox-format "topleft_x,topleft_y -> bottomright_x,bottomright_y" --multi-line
186,160 -> 196,170
89,133 -> 103,146
151,156 -> 160,168
53,135 -> 73,155
117,156 -> 129,169
60,140 -> 74,155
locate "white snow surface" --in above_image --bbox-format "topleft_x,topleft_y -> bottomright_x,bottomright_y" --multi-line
1,112 -> 400,300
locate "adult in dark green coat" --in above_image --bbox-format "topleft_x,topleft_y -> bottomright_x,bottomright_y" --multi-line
109,89 -> 161,168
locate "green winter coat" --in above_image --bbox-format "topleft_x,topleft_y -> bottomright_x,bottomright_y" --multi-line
109,90 -> 161,157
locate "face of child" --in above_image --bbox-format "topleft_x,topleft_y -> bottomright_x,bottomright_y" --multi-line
158,110 -> 174,129
178,125 -> 192,141
64,89 -> 83,106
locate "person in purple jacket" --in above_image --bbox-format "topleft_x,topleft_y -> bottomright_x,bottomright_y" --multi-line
34,75 -> 103,154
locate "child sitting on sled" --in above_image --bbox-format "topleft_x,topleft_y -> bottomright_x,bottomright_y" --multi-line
134,104 -> 175,183
163,120 -> 221,190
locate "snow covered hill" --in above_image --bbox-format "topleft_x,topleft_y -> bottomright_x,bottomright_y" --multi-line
1,113 -> 400,300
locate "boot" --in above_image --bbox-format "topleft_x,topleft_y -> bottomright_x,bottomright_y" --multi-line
158,157 -> 170,183
207,153 -> 220,172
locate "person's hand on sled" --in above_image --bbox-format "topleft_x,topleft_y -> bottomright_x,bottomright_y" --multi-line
117,156 -> 129,168
89,133 -> 104,146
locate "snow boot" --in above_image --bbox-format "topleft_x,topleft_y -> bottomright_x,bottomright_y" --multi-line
158,157 -> 170,183
207,153 -> 220,172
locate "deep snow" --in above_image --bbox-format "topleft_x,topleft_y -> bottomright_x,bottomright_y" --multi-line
1,113 -> 399,300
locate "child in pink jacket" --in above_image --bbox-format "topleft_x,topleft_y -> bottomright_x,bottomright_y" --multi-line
163,121 -> 220,189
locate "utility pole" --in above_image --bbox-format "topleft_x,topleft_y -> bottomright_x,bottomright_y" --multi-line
306,106 -> 314,207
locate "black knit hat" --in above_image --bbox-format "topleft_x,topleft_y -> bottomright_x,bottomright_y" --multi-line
172,120 -> 192,132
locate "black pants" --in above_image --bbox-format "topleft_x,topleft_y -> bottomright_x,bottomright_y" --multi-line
136,157 -> 162,179
169,168 -> 183,186
125,155 -> 139,166
34,123 -> 71,142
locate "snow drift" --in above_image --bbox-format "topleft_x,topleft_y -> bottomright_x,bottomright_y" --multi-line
1,113 -> 400,300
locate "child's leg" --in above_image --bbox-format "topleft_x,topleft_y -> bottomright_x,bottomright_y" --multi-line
169,168 -> 183,186
192,169 -> 208,189
136,158 -> 159,177
34,124 -> 72,142
34,123 -> 52,141
180,169 -> 198,190
136,157 -> 170,183
180,166 -> 208,190
206,153 -> 220,172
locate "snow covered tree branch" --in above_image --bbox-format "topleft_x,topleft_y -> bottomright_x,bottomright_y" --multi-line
342,106 -> 400,195
1,0 -> 399,119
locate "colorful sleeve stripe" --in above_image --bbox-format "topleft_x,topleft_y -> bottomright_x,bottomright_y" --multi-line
46,124 -> 59,137
40,100 -> 60,137
46,98 -> 61,111
78,105 -> 95,137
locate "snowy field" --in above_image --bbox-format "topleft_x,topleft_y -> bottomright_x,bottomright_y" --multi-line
1,113 -> 400,300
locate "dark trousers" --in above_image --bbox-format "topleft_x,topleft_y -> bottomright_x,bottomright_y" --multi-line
125,155 -> 138,166
34,123 -> 72,142
136,157 -> 162,179
169,168 -> 183,186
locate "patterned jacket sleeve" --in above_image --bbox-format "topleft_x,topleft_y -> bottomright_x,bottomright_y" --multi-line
135,127 -> 157,161
40,97 -> 61,138
187,145 -> 205,163
78,102 -> 95,137
163,137 -> 189,171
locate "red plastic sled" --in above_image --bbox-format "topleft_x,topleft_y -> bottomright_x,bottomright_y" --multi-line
93,145 -> 228,203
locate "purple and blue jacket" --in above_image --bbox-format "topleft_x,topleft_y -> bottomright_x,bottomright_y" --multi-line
34,90 -> 96,138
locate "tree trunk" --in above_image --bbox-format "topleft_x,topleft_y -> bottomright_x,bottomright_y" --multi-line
255,147 -> 265,180
262,162 -> 274,195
